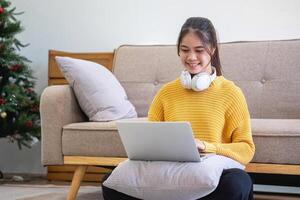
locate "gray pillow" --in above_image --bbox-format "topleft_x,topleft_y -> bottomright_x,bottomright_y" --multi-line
55,56 -> 137,121
103,155 -> 244,200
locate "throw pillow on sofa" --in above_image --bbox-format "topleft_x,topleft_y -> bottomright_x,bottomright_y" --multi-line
103,155 -> 244,200
55,56 -> 137,121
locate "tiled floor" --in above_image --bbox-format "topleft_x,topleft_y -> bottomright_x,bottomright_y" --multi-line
1,175 -> 300,200
0,184 -> 102,200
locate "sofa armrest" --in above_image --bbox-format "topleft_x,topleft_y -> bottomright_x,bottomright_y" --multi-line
40,85 -> 86,165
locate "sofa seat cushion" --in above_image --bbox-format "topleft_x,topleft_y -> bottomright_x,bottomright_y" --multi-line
251,119 -> 300,164
62,118 -> 300,165
62,118 -> 147,157
62,121 -> 127,157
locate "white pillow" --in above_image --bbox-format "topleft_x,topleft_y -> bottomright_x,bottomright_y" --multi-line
55,56 -> 137,121
103,155 -> 244,200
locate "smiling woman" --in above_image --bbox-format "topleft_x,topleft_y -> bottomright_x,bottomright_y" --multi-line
177,18 -> 222,92
102,17 -> 255,200
177,17 -> 222,77
179,32 -> 214,75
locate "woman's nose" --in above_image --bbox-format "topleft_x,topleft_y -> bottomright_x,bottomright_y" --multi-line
187,52 -> 197,60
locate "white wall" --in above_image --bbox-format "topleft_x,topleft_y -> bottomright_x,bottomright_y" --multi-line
1,0 -> 299,174
10,0 -> 300,94
0,139 -> 45,174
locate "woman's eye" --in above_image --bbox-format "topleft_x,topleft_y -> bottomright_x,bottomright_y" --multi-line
196,49 -> 204,53
180,49 -> 189,52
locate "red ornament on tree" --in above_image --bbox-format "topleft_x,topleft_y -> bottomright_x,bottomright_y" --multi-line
10,64 -> 22,72
25,120 -> 33,128
0,7 -> 4,14
25,88 -> 33,94
30,104 -> 39,112
0,98 -> 5,105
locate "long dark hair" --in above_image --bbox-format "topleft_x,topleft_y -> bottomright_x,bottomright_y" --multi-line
177,17 -> 222,76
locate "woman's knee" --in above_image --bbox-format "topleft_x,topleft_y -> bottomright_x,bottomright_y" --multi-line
218,168 -> 253,199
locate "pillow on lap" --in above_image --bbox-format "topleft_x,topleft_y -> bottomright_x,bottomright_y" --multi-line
103,155 -> 244,200
55,57 -> 137,121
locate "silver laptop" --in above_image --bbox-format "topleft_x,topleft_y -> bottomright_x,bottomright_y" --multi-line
116,121 -> 203,162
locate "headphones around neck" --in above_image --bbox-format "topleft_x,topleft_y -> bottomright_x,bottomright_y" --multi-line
180,67 -> 217,91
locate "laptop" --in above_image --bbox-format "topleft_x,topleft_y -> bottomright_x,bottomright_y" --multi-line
116,121 -> 206,162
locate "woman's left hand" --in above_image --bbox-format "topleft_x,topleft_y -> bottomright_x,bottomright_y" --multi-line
195,139 -> 205,152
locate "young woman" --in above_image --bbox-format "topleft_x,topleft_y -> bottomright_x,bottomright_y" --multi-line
148,16 -> 255,200
102,17 -> 255,200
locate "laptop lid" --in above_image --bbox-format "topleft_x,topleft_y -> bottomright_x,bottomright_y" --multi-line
116,121 -> 201,162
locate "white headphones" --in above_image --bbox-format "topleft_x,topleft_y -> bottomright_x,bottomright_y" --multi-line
180,67 -> 217,91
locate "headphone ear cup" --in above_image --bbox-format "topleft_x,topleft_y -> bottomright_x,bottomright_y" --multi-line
191,74 -> 200,91
180,71 -> 192,89
191,73 -> 211,91
182,67 -> 216,91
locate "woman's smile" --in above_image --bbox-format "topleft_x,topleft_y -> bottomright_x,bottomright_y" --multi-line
179,32 -> 213,75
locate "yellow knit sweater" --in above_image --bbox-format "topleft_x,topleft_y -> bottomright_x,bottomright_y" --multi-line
148,76 -> 255,165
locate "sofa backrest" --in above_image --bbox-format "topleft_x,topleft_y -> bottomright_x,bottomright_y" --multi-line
113,40 -> 300,119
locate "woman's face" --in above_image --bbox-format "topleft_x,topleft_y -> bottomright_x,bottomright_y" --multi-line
179,32 -> 213,75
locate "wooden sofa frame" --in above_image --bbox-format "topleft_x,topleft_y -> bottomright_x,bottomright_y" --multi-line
47,50 -> 300,200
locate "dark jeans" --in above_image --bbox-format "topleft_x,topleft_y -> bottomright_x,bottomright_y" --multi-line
102,168 -> 253,200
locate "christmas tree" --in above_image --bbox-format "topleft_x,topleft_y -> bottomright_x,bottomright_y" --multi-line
0,0 -> 40,149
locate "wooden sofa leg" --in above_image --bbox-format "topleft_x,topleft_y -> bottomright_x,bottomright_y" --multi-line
67,165 -> 88,200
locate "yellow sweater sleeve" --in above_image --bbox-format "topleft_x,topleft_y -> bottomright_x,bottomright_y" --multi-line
148,88 -> 164,121
203,89 -> 255,165
203,117 -> 255,165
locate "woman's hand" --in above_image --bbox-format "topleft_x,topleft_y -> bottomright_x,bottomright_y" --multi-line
195,139 -> 205,152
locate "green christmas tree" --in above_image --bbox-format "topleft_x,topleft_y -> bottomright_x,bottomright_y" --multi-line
0,0 -> 40,149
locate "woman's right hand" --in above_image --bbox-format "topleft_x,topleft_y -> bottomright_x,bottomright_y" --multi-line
195,138 -> 205,153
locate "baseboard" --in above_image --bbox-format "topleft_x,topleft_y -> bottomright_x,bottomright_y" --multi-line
254,193 -> 300,200
47,165 -> 111,182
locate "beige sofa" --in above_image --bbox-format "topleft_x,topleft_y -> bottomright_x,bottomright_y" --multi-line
41,40 -> 300,200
